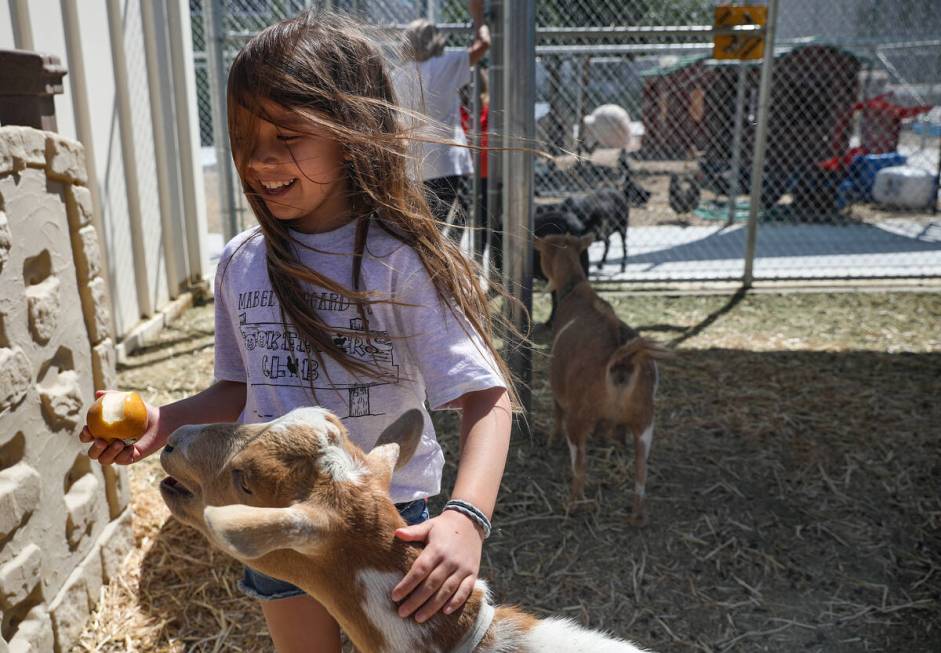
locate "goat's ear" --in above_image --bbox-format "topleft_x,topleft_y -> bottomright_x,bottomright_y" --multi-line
578,234 -> 594,252
369,409 -> 423,479
367,443 -> 399,488
203,504 -> 324,560
533,237 -> 546,252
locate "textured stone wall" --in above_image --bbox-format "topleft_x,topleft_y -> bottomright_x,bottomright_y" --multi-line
0,127 -> 133,653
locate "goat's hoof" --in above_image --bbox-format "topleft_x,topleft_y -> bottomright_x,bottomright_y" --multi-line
627,512 -> 649,528
566,496 -> 591,515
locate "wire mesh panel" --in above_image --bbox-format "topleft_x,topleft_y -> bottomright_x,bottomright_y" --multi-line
190,0 -> 941,280
534,2 -> 730,282
533,0 -> 941,282
748,0 -> 941,280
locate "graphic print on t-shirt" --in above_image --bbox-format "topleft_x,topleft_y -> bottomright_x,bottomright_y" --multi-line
236,287 -> 400,419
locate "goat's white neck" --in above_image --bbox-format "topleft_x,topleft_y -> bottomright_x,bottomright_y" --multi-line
263,508 -> 488,653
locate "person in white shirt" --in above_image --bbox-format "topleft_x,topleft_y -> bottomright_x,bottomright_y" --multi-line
399,0 -> 490,238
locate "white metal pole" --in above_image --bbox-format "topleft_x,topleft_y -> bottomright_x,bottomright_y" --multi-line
154,0 -> 194,290
60,0 -> 117,336
106,0 -> 153,318
503,0 -> 535,412
166,0 -> 209,284
742,0 -> 779,288
141,0 -> 184,299
9,0 -> 33,50
727,63 -> 748,225
204,0 -> 240,242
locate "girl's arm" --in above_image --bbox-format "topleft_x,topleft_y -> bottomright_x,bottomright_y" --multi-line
83,380 -> 247,466
468,0 -> 491,66
391,386 -> 511,622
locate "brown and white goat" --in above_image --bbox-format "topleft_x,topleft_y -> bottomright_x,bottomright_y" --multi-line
534,234 -> 670,526
159,408 -> 653,652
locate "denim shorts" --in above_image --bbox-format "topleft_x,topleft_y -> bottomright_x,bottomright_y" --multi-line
239,499 -> 430,601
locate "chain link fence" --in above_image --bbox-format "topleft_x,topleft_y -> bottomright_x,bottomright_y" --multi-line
533,0 -> 941,282
191,0 -> 941,281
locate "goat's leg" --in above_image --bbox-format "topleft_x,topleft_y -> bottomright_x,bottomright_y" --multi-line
565,417 -> 592,506
620,225 -> 628,272
598,237 -> 610,270
549,400 -> 565,445
628,421 -> 654,527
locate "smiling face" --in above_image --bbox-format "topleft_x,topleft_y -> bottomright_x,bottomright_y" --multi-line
158,408 -> 424,563
233,100 -> 352,234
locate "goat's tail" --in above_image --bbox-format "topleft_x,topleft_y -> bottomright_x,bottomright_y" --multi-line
605,337 -> 672,394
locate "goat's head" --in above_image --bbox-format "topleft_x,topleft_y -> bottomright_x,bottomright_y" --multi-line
534,234 -> 593,290
159,408 -> 423,562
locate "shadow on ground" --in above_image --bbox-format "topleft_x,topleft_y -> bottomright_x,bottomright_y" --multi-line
109,293 -> 940,652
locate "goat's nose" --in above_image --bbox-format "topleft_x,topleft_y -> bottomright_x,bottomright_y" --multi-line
165,426 -> 193,455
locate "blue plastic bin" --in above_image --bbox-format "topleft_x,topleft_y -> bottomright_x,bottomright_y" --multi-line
846,152 -> 907,201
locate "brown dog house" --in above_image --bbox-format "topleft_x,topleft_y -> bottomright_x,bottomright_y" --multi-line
702,44 -> 864,205
639,54 -> 715,160
641,45 -> 863,183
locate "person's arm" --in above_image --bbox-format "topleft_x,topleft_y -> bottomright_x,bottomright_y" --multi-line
468,0 -> 491,66
82,380 -> 247,465
391,386 -> 511,622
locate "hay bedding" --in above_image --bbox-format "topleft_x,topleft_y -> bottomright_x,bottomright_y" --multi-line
74,292 -> 941,652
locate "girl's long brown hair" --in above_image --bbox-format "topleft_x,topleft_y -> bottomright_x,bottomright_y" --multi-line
224,9 -> 521,408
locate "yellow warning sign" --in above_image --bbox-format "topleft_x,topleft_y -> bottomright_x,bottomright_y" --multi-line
713,5 -> 767,60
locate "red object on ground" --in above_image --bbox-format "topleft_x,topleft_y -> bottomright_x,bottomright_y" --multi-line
818,146 -> 867,172
854,94 -> 932,153
822,94 -> 932,171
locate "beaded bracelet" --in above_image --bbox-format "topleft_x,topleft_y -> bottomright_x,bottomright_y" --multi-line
443,499 -> 492,539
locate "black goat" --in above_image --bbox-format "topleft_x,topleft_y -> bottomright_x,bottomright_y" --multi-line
550,152 -> 649,273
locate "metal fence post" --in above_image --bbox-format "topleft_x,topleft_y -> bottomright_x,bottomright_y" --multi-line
141,0 -> 185,299
469,64 -> 482,263
487,0 -> 504,281
106,0 -> 153,318
503,0 -> 535,414
204,0 -> 240,242
726,63 -> 748,225
742,0 -> 779,288
167,0 -> 209,285
9,0 -> 33,50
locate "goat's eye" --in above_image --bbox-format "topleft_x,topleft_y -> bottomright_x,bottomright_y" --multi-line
232,469 -> 252,495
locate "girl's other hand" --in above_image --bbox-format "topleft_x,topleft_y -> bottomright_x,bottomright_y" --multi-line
391,510 -> 484,623
80,390 -> 165,465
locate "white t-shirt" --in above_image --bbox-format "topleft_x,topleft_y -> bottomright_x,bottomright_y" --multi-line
392,50 -> 474,181
213,219 -> 505,503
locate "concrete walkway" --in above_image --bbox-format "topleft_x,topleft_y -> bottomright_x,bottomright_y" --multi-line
590,219 -> 941,281
207,219 -> 941,287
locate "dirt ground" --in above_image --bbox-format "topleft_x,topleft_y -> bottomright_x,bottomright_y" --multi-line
74,290 -> 941,652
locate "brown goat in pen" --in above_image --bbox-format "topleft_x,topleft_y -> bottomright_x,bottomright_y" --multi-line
534,234 -> 671,526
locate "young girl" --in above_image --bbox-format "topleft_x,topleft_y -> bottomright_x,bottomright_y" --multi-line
81,9 -> 516,653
